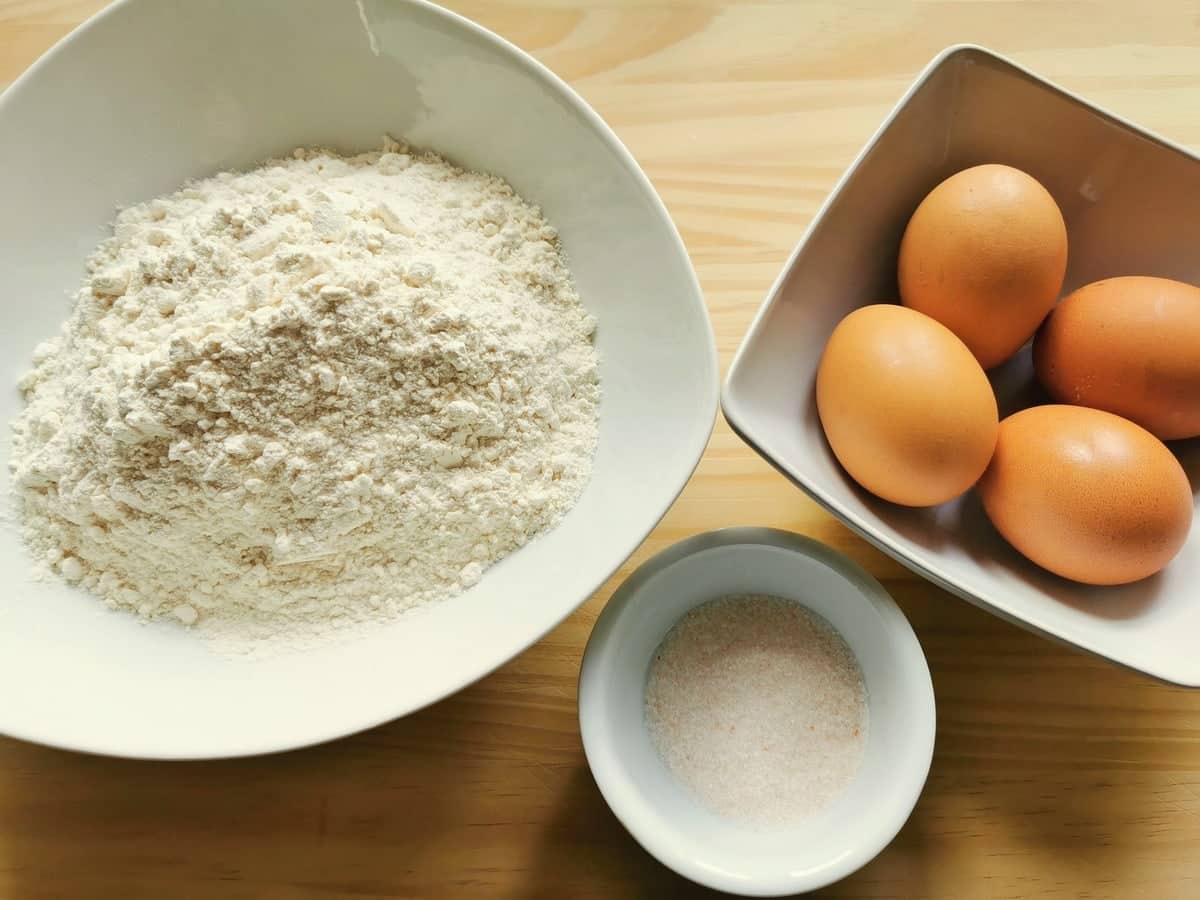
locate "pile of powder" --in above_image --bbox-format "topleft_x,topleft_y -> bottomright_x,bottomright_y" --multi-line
8,137 -> 599,644
644,594 -> 868,826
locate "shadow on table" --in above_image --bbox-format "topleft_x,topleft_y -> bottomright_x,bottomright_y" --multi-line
864,578 -> 1200,896
2,589 -> 1198,899
0,688 -> 568,899
518,765 -> 721,900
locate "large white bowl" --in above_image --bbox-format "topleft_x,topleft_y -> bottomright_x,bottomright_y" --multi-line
724,44 -> 1200,686
0,0 -> 717,758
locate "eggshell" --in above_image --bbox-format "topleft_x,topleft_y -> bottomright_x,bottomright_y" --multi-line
816,304 -> 999,507
1034,275 -> 1200,440
898,164 -> 1068,369
978,405 -> 1193,586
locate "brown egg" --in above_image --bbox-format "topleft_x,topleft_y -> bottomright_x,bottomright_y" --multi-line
898,164 -> 1068,369
816,304 -> 998,507
978,405 -> 1193,585
1034,275 -> 1200,440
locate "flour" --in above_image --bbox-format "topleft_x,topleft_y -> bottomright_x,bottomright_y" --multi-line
9,138 -> 600,646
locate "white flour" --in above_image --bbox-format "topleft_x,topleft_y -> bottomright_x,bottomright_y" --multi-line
9,138 -> 599,646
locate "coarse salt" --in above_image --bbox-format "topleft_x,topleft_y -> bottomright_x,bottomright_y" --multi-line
644,594 -> 868,827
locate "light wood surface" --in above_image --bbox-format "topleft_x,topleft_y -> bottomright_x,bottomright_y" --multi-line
4,2 -> 1200,898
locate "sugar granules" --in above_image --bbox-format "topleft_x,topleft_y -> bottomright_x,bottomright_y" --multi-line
644,594 -> 868,827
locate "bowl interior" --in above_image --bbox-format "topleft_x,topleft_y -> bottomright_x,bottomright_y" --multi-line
0,0 -> 716,757
723,45 -> 1200,686
579,530 -> 934,896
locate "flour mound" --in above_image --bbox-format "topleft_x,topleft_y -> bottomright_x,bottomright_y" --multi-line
9,138 -> 599,641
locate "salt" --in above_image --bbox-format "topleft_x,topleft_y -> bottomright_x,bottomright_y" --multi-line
644,594 -> 868,827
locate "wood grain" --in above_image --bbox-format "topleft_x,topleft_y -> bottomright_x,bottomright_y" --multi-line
3,1 -> 1200,897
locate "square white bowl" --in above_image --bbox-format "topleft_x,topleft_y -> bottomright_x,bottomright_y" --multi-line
723,44 -> 1200,687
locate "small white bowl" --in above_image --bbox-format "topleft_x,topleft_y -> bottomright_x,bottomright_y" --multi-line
578,527 -> 935,897
723,44 -> 1200,686
0,0 -> 716,758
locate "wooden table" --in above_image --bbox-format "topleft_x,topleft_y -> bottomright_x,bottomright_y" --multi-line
3,2 -> 1200,897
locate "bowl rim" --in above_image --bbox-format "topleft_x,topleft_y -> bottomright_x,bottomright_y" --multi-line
577,526 -> 936,896
720,43 -> 1200,689
0,0 -> 719,759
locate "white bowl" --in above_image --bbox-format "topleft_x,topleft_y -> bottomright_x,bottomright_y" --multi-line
578,528 -> 935,897
723,44 -> 1200,687
0,0 -> 717,758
